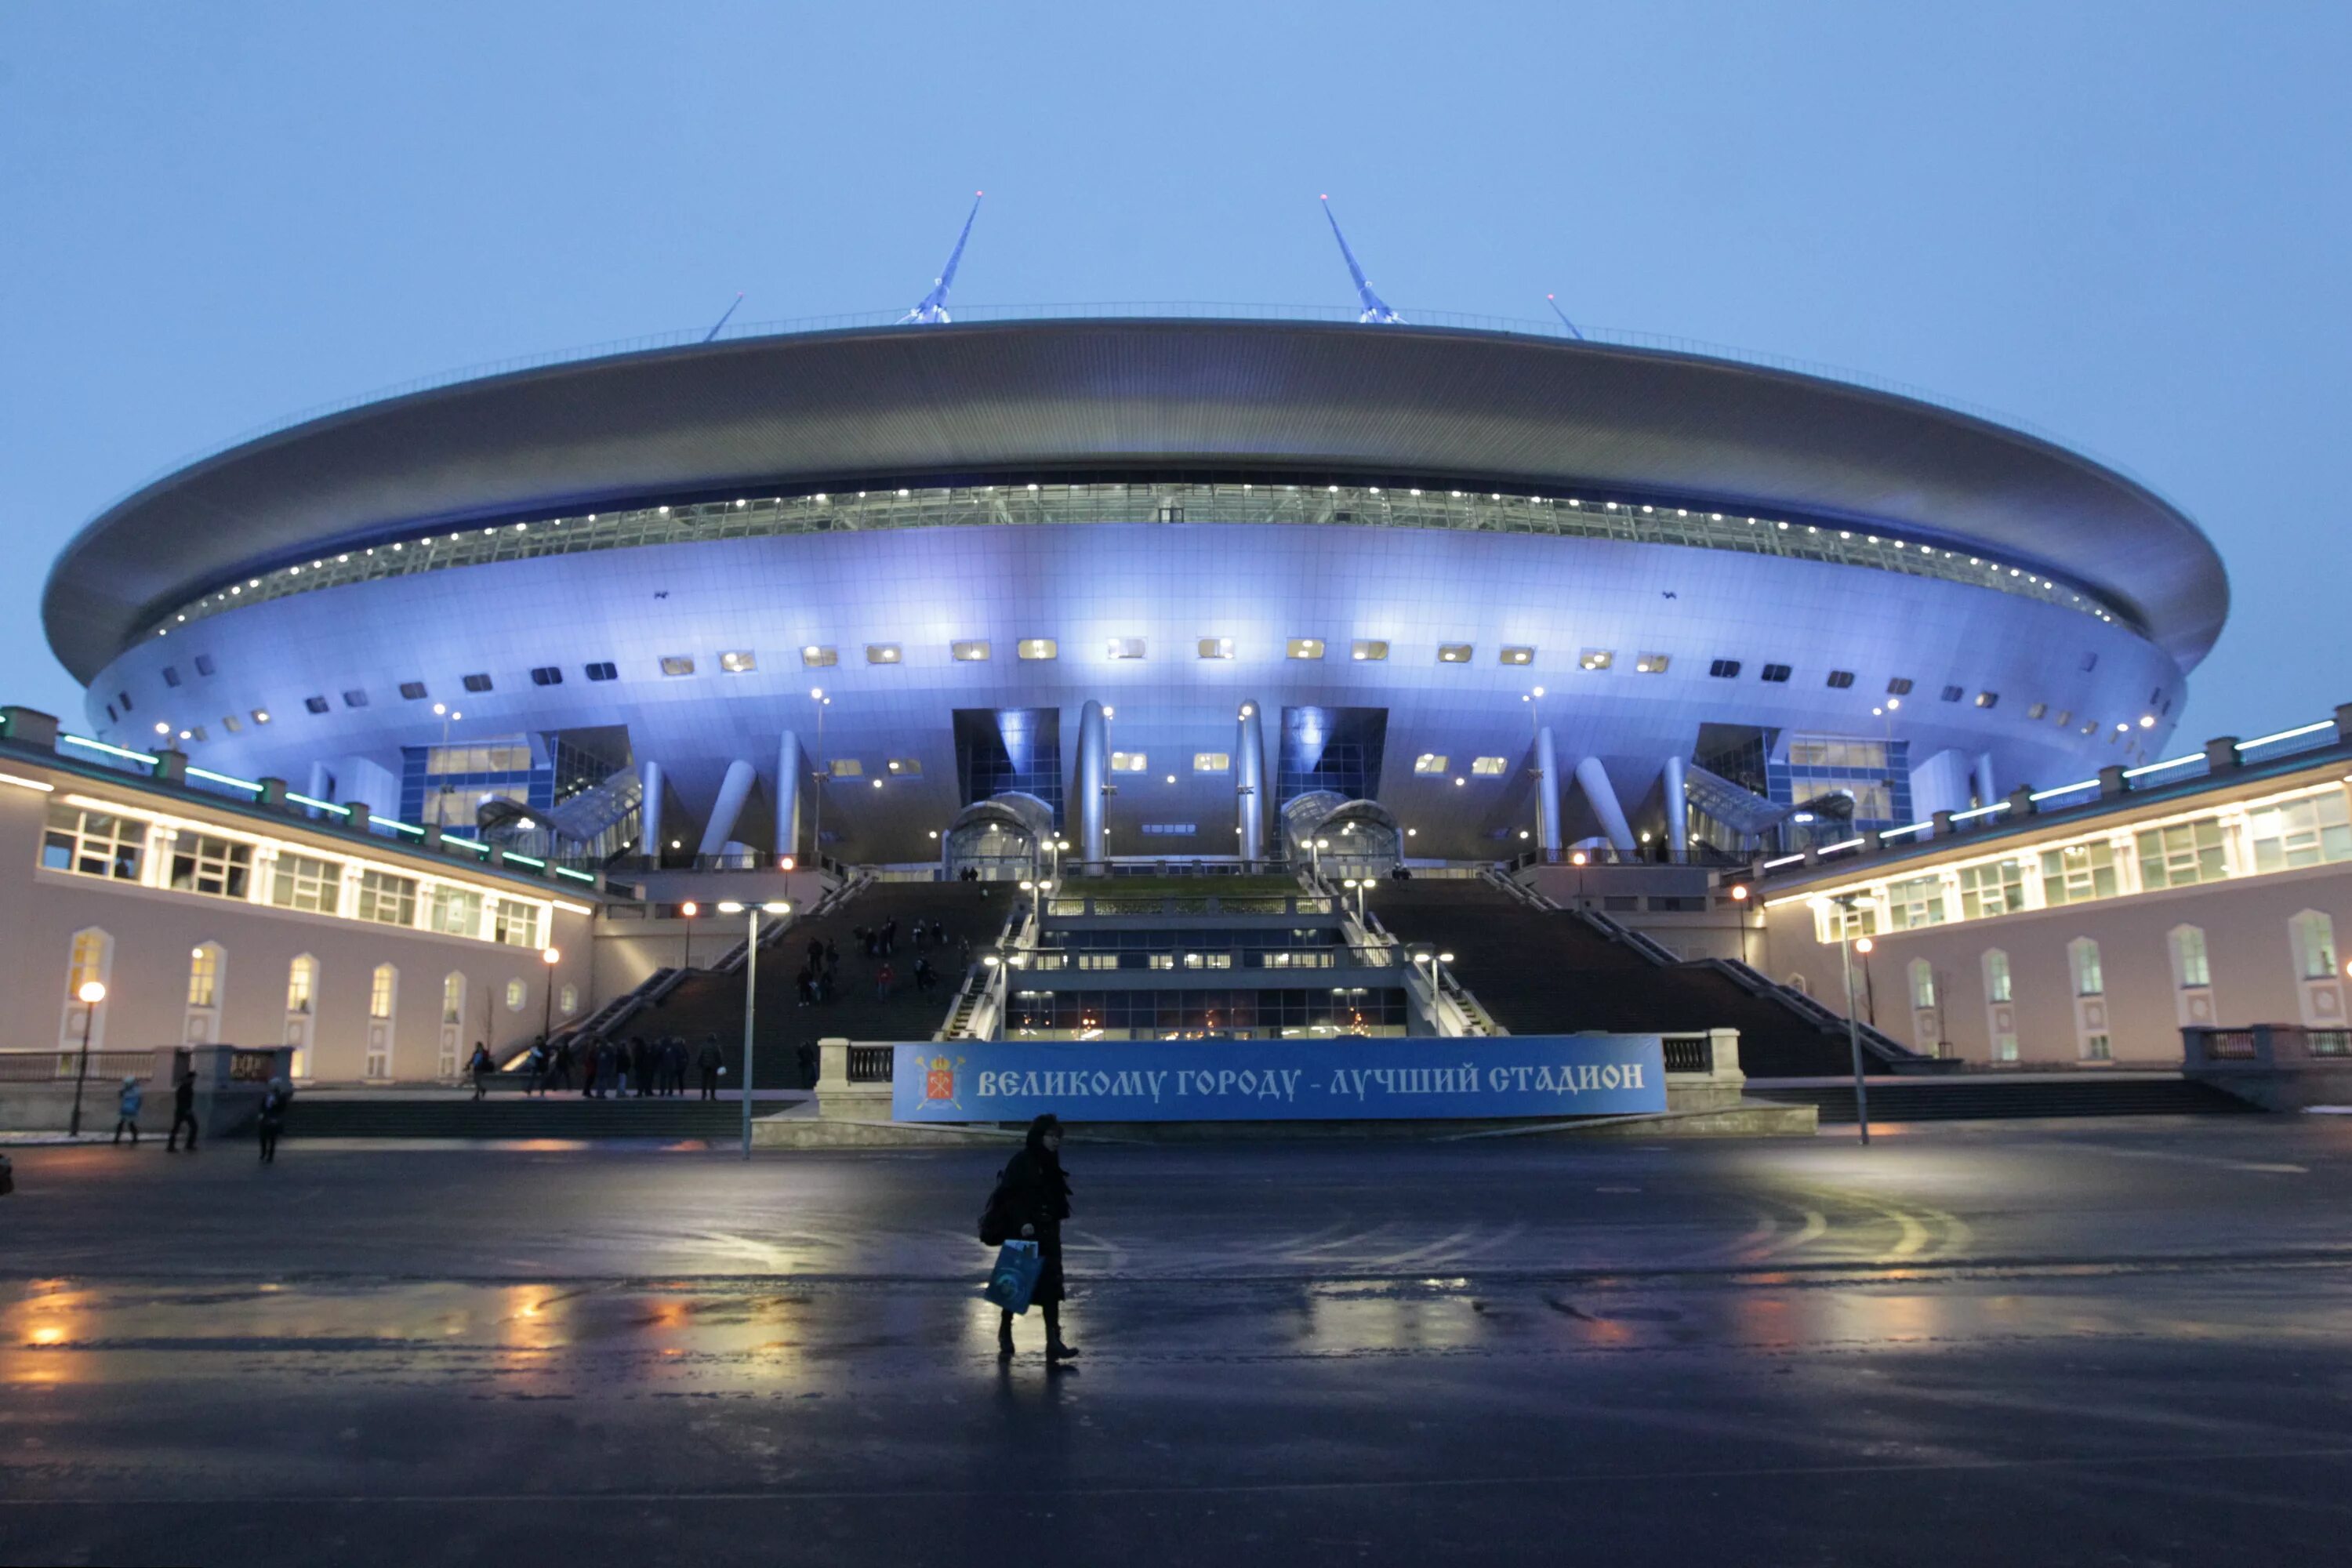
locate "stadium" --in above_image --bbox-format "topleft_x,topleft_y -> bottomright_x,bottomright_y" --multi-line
42,306 -> 2226,883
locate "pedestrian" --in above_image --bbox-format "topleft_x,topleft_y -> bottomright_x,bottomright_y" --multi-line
256,1077 -> 292,1163
989,1114 -> 1080,1363
550,1037 -> 575,1091
666,1036 -> 689,1096
166,1066 -> 199,1152
467,1042 -> 494,1101
960,936 -> 973,969
632,1036 -> 654,1098
806,935 -> 824,971
524,1036 -> 549,1096
111,1076 -> 143,1145
883,918 -> 898,956
914,955 -> 935,993
912,920 -> 928,952
697,1034 -> 724,1099
593,1039 -> 617,1099
876,960 -> 895,1003
797,1040 -> 818,1084
797,965 -> 815,1007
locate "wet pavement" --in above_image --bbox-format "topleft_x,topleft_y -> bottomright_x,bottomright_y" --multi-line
6,1117 -> 2352,1565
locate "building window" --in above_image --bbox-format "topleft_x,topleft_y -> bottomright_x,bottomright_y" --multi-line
65,927 -> 111,1011
1198,637 -> 1234,659
356,869 -> 418,926
2291,910 -> 2339,981
828,759 -> 862,778
2247,792 -> 2352,873
399,681 -> 430,700
2070,938 -> 2104,997
2027,702 -> 2047,720
1975,691 -> 1999,709
462,673 -> 494,693
2041,841 -> 2119,906
286,955 -> 317,1015
304,695 -> 331,714
951,641 -> 990,662
1886,677 -> 1914,695
1288,638 -> 1327,660
162,666 -> 182,688
1105,637 -> 1145,660
1414,753 -> 1448,775
2171,924 -> 2212,989
1886,873 -> 1947,929
1955,858 -> 2025,920
186,943 -> 221,1009
1577,649 -> 1613,671
1437,644 -> 1474,664
221,714 -> 242,734
491,899 -> 541,948
369,964 -> 397,1020
801,646 -> 837,667
1907,958 -> 1936,1010
718,651 -> 757,673
1635,653 -> 1670,674
1193,753 -> 1230,772
2056,710 -> 2073,727
530,666 -> 563,686
1941,685 -> 1965,702
194,655 -> 216,677
1351,640 -> 1389,662
865,644 -> 903,666
1787,737 -> 1887,769
169,835 -> 252,899
585,662 -> 618,682
118,691 -> 132,712
1109,752 -> 1148,773
1984,948 -> 2013,1004
1760,663 -> 1792,683
560,984 -> 579,1018
885,758 -> 921,775
252,709 -> 270,725
429,885 -> 483,936
1471,757 -> 1508,775
40,804 -> 146,881
1500,646 -> 1535,666
1016,639 -> 1058,661
342,690 -> 370,708
1825,670 -> 1855,689
1708,659 -> 1741,679
504,978 -> 526,1011
270,852 -> 341,913
2136,818 -> 2227,891
659,656 -> 695,677
442,971 -> 464,1025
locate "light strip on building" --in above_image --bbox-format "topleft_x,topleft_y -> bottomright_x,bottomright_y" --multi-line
2028,779 -> 2100,803
2122,754 -> 2201,780
60,734 -> 159,765
0,771 -> 56,793
552,866 -> 597,884
2238,720 -> 2336,752
284,791 -> 352,816
188,767 -> 263,793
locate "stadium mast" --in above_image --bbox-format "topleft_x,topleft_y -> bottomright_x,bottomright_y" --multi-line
902,191 -> 985,325
703,292 -> 745,343
1544,293 -> 1585,341
1320,196 -> 1402,324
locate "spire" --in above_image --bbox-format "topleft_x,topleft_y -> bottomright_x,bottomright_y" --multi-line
1545,292 -> 1585,341
703,292 -> 745,343
902,191 -> 985,325
1320,196 -> 1402,324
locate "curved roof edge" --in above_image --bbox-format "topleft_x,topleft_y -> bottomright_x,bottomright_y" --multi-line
45,314 -> 2229,681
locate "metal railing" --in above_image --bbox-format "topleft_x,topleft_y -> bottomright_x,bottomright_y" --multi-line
0,1048 -> 168,1082
2184,1024 -> 2352,1068
847,1045 -> 895,1084
1661,1034 -> 1715,1075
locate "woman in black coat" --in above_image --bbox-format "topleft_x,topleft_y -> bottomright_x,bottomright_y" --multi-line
996,1114 -> 1079,1363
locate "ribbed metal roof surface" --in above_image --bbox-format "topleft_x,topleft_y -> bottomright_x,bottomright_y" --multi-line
43,318 -> 2227,681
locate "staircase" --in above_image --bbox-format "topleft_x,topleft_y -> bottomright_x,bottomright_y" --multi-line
1365,877 -> 1937,1077
1755,1075 -> 2256,1123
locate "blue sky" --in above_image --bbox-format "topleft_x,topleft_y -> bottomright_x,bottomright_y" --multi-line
3,2 -> 2346,743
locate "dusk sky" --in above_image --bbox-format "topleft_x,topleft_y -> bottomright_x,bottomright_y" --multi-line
3,2 -> 2346,745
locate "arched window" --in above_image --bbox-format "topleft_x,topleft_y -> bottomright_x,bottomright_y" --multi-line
284,954 -> 319,1078
559,983 -> 579,1018
1907,959 -> 1937,1010
2070,938 -> 2104,997
184,941 -> 225,1044
2290,910 -> 2338,982
1983,949 -> 2013,1004
504,978 -> 526,1011
369,964 -> 397,1019
59,927 -> 114,1054
365,964 -> 399,1080
441,972 -> 465,1025
2169,925 -> 2211,989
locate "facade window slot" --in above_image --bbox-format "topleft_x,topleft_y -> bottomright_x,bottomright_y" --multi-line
342,690 -> 369,709
1288,638 -> 1326,660
530,666 -> 564,686
1825,670 -> 1855,688
719,651 -> 757,673
1635,654 -> 1669,674
1437,644 -> 1473,664
1106,637 -> 1146,660
1886,677 -> 1915,695
951,641 -> 990,662
801,646 -> 838,668
1760,663 -> 1792,683
659,657 -> 695,677
1352,640 -> 1389,661
399,681 -> 429,700
1708,659 -> 1741,679
866,644 -> 902,665
303,695 -> 330,714
462,673 -> 494,692
584,662 -> 618,681
1198,638 -> 1233,660
1414,753 -> 1448,775
1016,639 -> 1058,661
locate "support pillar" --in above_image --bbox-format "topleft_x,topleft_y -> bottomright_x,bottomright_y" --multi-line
304,760 -> 336,809
1076,699 -> 1109,871
774,732 -> 804,865
1236,702 -> 1265,869
697,760 -> 757,858
1663,753 -> 1690,864
1574,756 -> 1636,858
1972,753 -> 1996,811
639,759 -> 666,866
1534,726 -> 1563,858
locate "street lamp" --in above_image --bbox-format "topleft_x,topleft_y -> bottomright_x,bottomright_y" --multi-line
1854,935 -> 1878,1026
717,899 -> 790,1158
1341,877 -> 1368,924
539,946 -> 561,1043
679,901 -> 699,971
68,980 -> 105,1137
808,688 -> 831,869
1312,837 -> 1330,878
1823,898 -> 1873,1145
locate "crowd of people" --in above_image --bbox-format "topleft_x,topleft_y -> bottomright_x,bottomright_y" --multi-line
474,1033 -> 735,1100
792,917 -> 966,1007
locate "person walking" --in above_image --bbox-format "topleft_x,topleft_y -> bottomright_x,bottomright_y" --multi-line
165,1066 -> 199,1152
666,1036 -> 689,1097
696,1034 -> 724,1100
989,1114 -> 1080,1363
592,1039 -> 617,1100
111,1076 -> 143,1145
550,1037 -> 575,1092
876,960 -> 895,1004
913,955 -> 935,993
467,1042 -> 494,1101
524,1037 -> 549,1096
256,1077 -> 292,1163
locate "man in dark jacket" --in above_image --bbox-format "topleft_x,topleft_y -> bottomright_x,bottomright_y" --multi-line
165,1067 -> 198,1152
256,1079 -> 292,1164
696,1035 -> 725,1099
992,1114 -> 1079,1363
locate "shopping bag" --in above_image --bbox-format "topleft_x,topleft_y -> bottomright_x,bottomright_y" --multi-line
982,1240 -> 1042,1314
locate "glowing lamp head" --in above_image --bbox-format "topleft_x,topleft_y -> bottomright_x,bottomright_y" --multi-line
541,946 -> 561,965
1854,937 -> 1875,954
77,981 -> 106,1005
679,901 -> 698,918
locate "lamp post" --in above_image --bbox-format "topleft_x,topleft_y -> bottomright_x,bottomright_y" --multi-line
719,899 -> 790,1159
1856,935 -> 1878,1026
539,946 -> 561,1044
67,980 -> 105,1137
1729,884 -> 1752,967
1524,685 -> 1547,858
808,688 -> 830,869
1312,837 -> 1330,879
1824,898 -> 1872,1146
679,901 -> 699,971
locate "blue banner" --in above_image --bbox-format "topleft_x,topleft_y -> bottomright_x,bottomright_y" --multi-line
890,1036 -> 1665,1123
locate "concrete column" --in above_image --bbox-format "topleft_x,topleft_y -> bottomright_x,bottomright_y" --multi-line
1663,753 -> 1690,865
1573,756 -> 1636,858
1076,700 -> 1109,870
1534,726 -> 1563,858
639,759 -> 666,865
774,732 -> 804,865
1236,702 -> 1265,868
1972,753 -> 1996,810
697,759 -> 757,858
305,760 -> 336,808
2098,764 -> 2127,798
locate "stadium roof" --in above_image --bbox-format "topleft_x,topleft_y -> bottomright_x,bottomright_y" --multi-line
44,314 -> 2228,681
